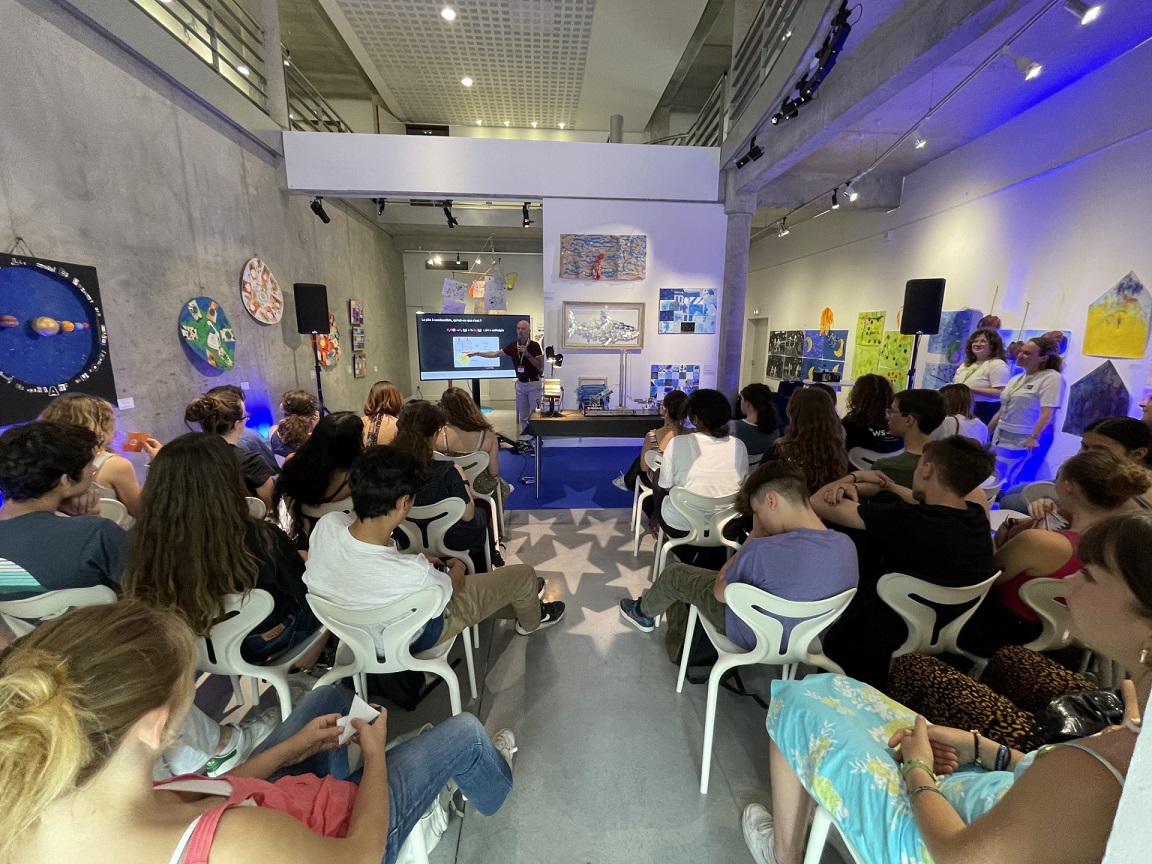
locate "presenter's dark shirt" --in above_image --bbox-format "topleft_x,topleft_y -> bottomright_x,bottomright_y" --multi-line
502,340 -> 543,382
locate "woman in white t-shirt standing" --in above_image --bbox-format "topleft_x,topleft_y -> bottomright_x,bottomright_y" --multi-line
951,327 -> 1011,423
989,337 -> 1066,451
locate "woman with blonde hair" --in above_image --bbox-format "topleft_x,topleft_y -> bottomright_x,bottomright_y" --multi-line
362,380 -> 403,446
0,600 -> 515,864
184,391 -> 276,510
436,386 -> 511,500
39,393 -> 159,517
932,382 -> 989,445
769,388 -> 849,494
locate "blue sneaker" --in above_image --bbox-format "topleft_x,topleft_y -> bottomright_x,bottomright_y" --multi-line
619,597 -> 655,633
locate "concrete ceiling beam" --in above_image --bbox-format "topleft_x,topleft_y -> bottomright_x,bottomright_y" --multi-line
753,170 -> 903,211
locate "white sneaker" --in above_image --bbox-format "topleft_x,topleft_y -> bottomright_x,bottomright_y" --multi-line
490,728 -> 517,771
203,707 -> 280,776
611,473 -> 629,491
741,803 -> 782,864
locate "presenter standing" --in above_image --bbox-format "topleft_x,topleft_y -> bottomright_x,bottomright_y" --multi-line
466,319 -> 544,432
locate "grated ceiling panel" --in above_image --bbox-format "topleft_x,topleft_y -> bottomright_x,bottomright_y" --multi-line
335,0 -> 597,127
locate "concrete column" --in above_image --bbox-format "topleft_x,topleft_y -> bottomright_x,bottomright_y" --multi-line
258,0 -> 289,128
716,173 -> 757,396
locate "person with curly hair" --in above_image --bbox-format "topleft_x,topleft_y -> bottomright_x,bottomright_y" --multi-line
840,374 -> 902,454
184,390 -> 277,511
269,389 -> 319,459
951,327 -> 1011,423
767,388 -> 849,494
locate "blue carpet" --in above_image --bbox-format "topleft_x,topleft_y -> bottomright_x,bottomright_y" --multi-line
499,445 -> 637,509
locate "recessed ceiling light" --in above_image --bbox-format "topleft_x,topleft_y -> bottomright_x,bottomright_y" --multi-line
236,64 -> 250,76
460,76 -> 473,87
558,122 -> 566,129
504,120 -> 511,127
440,6 -> 456,20
531,121 -> 538,128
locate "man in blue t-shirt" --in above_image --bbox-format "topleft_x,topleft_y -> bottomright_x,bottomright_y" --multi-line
619,462 -> 858,649
0,422 -> 127,598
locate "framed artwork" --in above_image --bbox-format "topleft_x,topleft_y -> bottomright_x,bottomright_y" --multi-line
0,253 -> 118,423
559,234 -> 647,281
239,257 -> 284,324
179,296 -> 236,372
1083,271 -> 1150,358
768,330 -> 804,357
658,288 -> 717,334
349,299 -> 364,325
562,302 -> 645,349
350,326 -> 365,352
352,352 -> 367,379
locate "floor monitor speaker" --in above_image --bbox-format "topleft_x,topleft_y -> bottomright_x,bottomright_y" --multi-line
900,278 -> 946,335
294,283 -> 330,334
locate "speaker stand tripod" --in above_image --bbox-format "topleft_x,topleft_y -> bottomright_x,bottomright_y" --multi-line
906,332 -> 924,391
310,332 -> 327,416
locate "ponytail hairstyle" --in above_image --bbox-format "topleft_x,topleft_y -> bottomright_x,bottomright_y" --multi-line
184,392 -> 244,436
280,389 -> 318,419
685,389 -> 732,438
0,602 -> 194,860
39,394 -> 117,451
1058,448 -> 1150,511
662,389 -> 690,424
739,383 -> 780,435
392,401 -> 445,466
1029,337 -> 1064,373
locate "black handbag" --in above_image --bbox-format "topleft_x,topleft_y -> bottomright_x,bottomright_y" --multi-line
1034,688 -> 1125,745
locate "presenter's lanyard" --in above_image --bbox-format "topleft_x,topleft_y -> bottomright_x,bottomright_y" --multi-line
957,361 -> 984,385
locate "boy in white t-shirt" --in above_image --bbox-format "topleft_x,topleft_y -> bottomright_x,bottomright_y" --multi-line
304,446 -> 563,656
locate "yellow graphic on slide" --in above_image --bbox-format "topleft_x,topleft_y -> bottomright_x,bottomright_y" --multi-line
453,336 -> 500,368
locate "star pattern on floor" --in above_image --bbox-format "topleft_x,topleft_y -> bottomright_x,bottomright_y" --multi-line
563,603 -> 629,655
529,539 -> 607,595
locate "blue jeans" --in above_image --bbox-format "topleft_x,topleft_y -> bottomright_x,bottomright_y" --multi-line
252,686 -> 513,864
242,605 -> 324,664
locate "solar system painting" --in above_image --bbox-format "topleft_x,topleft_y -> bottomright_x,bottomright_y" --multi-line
0,254 -> 118,424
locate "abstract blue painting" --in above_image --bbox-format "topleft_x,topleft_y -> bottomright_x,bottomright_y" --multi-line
923,362 -> 960,390
559,234 -> 646,280
650,364 -> 701,398
1063,361 -> 1130,436
658,288 -> 717,334
927,310 -> 983,363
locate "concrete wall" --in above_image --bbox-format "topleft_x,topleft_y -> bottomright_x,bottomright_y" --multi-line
0,0 -> 409,443
744,37 -> 1152,479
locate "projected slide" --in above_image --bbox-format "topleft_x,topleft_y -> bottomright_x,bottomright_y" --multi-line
416,313 -> 525,381
453,336 -> 501,368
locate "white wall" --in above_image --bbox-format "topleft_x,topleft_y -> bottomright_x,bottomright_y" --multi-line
540,198 -> 728,437
745,38 -> 1152,478
402,252 -> 545,407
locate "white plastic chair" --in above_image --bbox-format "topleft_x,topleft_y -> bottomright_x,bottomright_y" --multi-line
988,508 -> 1029,531
245,496 -> 268,520
195,589 -> 330,721
848,447 -> 903,471
449,450 -> 504,546
632,450 -> 662,557
0,585 -> 117,638
307,589 -> 472,715
1021,480 -> 1058,505
980,473 -> 1004,503
97,497 -> 130,526
650,488 -> 742,583
678,584 -> 857,794
876,571 -> 1000,666
992,446 -> 1029,488
803,806 -> 866,864
1018,577 -> 1074,653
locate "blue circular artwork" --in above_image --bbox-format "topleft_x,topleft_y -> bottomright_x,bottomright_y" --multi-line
0,264 -> 105,388
179,296 -> 236,371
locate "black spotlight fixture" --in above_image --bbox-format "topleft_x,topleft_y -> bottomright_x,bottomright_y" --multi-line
442,200 -> 459,228
831,188 -> 840,210
310,197 -> 330,224
374,198 -> 387,215
735,136 -> 765,169
522,202 -> 533,228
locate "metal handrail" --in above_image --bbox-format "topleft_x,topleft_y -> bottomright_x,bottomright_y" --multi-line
284,52 -> 352,133
684,73 -> 726,147
729,0 -> 804,127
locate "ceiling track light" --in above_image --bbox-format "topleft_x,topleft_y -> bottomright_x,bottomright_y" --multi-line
777,218 -> 790,238
1063,0 -> 1101,24
310,197 -> 330,224
913,128 -> 928,149
522,202 -> 534,228
442,200 -> 458,228
1002,48 -> 1042,80
735,136 -> 765,169
283,50 -> 291,67
374,198 -> 387,216
831,188 -> 840,209
844,182 -> 858,202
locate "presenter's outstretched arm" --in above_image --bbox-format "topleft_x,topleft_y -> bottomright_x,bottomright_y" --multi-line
466,349 -> 503,358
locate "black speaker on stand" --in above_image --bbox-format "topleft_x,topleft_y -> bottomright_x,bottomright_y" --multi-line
294,283 -> 331,415
899,278 -> 946,391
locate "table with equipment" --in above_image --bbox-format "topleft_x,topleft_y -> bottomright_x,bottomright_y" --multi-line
523,412 -> 665,498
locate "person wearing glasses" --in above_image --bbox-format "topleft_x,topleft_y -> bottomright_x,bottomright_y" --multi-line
185,390 -> 277,510
867,389 -> 947,489
950,328 -> 1011,424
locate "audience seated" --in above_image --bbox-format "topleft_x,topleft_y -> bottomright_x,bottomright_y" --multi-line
363,379 -> 403,446
391,401 -> 493,567
867,388 -> 946,488
39,393 -> 159,518
741,511 -> 1150,864
436,386 -> 512,501
958,448 -> 1148,658
275,411 -> 364,549
809,382 -> 838,413
207,384 -> 279,471
931,382 -> 989,445
269,389 -> 319,459
730,383 -> 781,469
615,389 -> 689,492
123,433 -> 323,667
0,422 -> 126,597
653,388 -> 749,568
0,601 -> 517,864
840,374 -> 902,454
304,446 -> 564,648
765,388 -> 848,494
185,390 -> 277,510
812,436 -> 995,687
1141,397 -> 1152,430
618,462 -> 857,636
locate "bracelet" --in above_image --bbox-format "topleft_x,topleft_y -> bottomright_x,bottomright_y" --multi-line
900,759 -> 935,780
908,784 -> 946,800
971,729 -> 981,767
994,744 -> 1011,771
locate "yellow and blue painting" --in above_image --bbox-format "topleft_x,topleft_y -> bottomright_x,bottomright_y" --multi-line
1083,271 -> 1150,359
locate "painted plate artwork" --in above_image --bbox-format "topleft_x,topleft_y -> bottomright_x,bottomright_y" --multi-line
240,257 -> 284,324
315,313 -> 340,367
179,296 -> 236,370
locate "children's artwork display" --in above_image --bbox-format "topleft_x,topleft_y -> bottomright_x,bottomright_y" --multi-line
658,288 -> 717,334
179,296 -> 236,373
559,234 -> 647,281
1064,361 -> 1130,436
923,362 -> 960,391
803,330 -> 849,361
1002,329 -> 1072,373
315,313 -> 340,367
239,257 -> 284,324
927,309 -> 983,364
855,311 -> 886,346
349,299 -> 364,325
879,331 -> 914,370
441,277 -> 468,314
562,302 -> 645,348
800,358 -> 843,381
352,353 -> 366,379
484,277 -> 508,312
350,326 -> 365,352
766,355 -> 802,380
1083,271 -> 1150,358
0,253 -> 118,423
881,367 -> 907,393
650,364 -> 700,398
851,345 -> 880,379
768,330 -> 803,357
